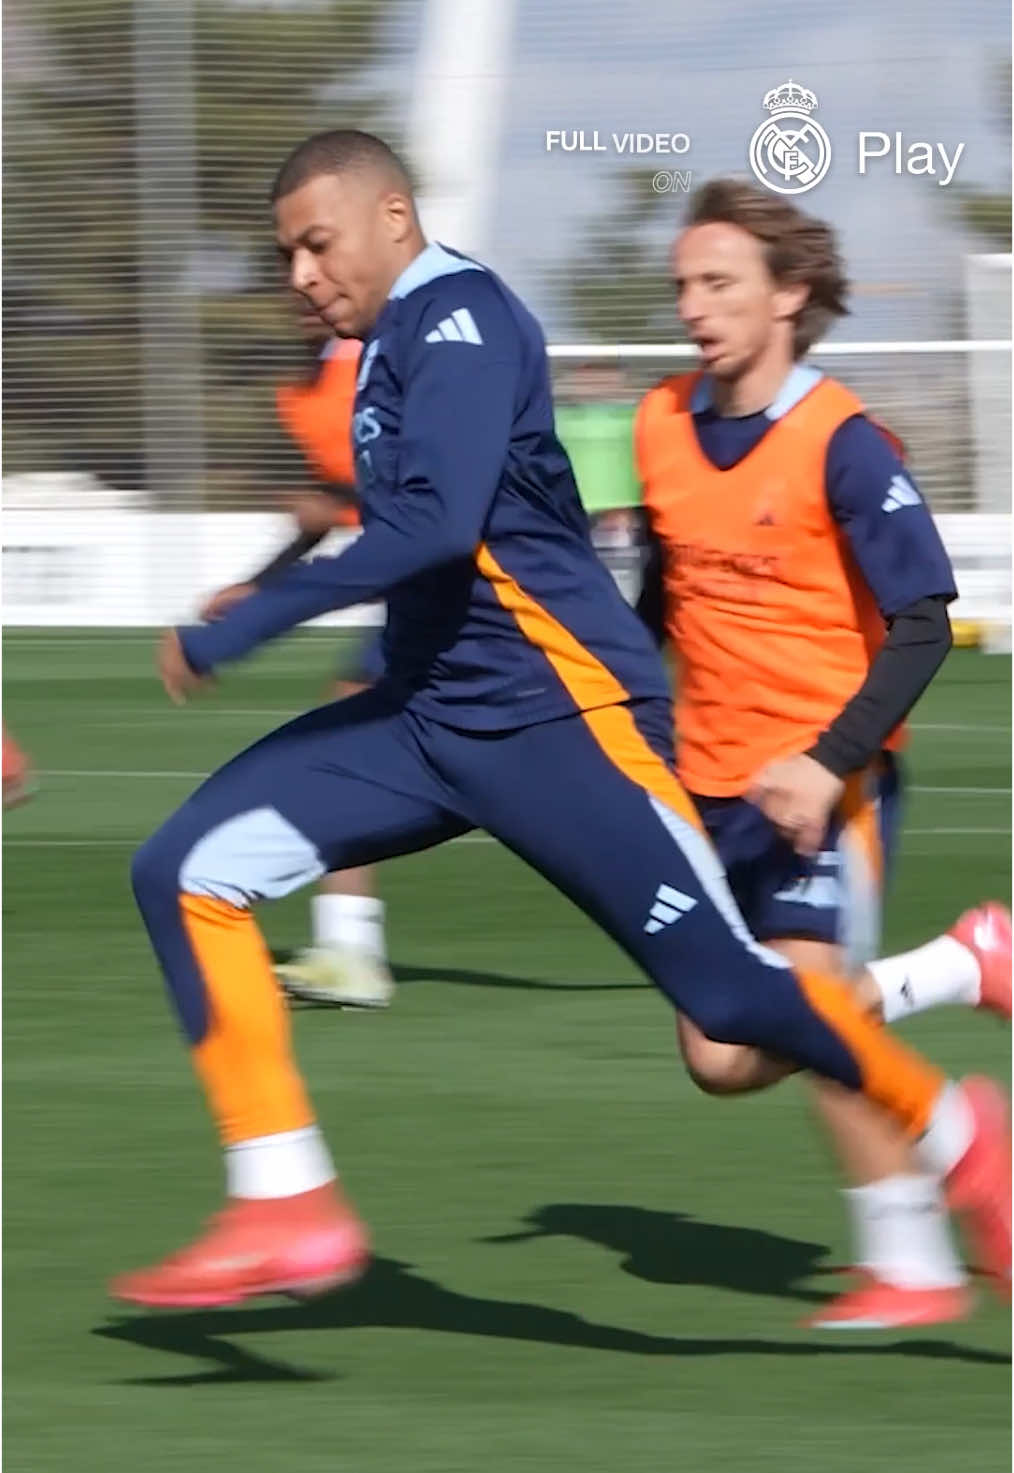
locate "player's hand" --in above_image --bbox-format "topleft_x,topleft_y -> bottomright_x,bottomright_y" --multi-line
286,491 -> 339,536
198,582 -> 257,621
157,630 -> 214,706
747,754 -> 844,858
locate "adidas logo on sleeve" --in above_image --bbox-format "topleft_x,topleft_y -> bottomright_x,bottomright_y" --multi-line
881,474 -> 921,512
425,308 -> 483,345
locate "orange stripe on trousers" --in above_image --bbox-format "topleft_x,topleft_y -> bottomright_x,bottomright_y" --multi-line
478,544 -> 943,1136
181,894 -> 317,1146
580,704 -> 704,831
840,766 -> 884,887
798,969 -> 943,1136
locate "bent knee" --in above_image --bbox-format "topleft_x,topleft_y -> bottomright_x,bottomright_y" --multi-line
675,1015 -> 757,1096
130,831 -> 174,905
176,807 -> 324,908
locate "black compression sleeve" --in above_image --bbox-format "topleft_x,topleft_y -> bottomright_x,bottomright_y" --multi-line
636,532 -> 666,646
319,480 -> 359,509
251,482 -> 358,586
807,595 -> 953,777
250,528 -> 328,586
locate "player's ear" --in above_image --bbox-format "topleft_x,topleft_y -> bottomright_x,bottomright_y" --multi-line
381,192 -> 415,245
773,281 -> 810,324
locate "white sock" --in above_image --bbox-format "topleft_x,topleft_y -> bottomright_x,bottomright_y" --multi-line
312,893 -> 387,961
867,936 -> 981,1023
915,1082 -> 976,1178
844,1174 -> 966,1289
226,1125 -> 337,1200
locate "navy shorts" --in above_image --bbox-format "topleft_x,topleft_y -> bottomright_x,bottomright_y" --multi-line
691,755 -> 902,966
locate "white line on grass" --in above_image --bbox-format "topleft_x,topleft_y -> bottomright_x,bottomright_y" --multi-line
4,826 -> 1010,849
89,711 -> 301,723
43,769 -> 208,779
911,722 -> 1012,733
2,696 -> 1007,733
2,630 -> 347,641
902,827 -> 1012,836
912,785 -> 1012,794
35,771 -> 1013,795
0,834 -> 492,847
1,635 -> 166,645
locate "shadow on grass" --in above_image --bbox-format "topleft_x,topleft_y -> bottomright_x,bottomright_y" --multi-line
483,1201 -> 833,1302
96,1206 -> 1008,1386
272,952 -> 649,1002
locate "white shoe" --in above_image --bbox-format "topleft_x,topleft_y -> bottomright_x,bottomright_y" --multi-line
274,946 -> 395,1009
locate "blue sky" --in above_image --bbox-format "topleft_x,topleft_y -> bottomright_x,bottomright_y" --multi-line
451,0 -> 1013,338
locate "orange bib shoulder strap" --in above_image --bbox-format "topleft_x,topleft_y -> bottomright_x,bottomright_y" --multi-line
786,377 -> 864,440
275,342 -> 361,485
635,369 -> 902,485
634,372 -> 699,485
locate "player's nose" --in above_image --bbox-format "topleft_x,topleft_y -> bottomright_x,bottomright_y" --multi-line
289,248 -> 318,296
676,288 -> 703,324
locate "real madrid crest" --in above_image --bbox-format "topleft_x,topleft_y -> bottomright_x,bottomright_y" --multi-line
749,81 -> 832,196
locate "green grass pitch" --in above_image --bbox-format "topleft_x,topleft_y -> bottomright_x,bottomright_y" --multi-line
3,631 -> 1010,1472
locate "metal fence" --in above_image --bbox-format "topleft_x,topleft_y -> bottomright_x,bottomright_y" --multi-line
4,0 -> 1010,513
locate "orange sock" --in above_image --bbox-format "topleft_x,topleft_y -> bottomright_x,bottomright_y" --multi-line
798,969 -> 945,1136
181,894 -> 317,1146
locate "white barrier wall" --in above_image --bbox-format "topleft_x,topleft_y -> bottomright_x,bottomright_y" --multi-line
1,513 -> 381,628
2,509 -> 1010,635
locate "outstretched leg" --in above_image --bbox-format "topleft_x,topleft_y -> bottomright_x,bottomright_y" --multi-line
113,692 -> 469,1307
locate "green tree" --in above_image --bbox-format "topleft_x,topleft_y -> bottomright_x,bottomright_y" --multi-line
952,57 -> 1011,249
4,0 -> 393,502
547,167 -> 688,406
558,168 -> 685,344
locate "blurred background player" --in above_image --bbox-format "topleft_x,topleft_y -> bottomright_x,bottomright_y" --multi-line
636,177 -> 1012,1329
554,361 -> 645,607
200,301 -> 392,1010
2,725 -> 35,809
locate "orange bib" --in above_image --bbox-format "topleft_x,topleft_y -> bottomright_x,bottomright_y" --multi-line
637,372 -> 900,796
275,339 -> 360,487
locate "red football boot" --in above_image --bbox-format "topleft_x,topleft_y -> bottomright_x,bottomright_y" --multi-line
804,1275 -> 973,1330
110,1183 -> 369,1308
944,1077 -> 1012,1298
949,904 -> 1012,1020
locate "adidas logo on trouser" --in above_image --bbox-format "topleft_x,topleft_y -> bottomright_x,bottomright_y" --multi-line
644,884 -> 698,933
